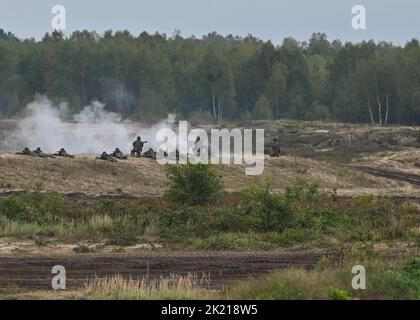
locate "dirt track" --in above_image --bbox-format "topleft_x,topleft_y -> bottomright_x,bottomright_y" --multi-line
0,250 -> 334,290
351,165 -> 420,186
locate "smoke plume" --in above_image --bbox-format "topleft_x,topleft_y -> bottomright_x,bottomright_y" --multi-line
3,95 -> 172,155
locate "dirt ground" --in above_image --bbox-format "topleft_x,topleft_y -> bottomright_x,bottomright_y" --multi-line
0,152 -> 417,198
0,250 -> 334,291
1,120 -> 420,197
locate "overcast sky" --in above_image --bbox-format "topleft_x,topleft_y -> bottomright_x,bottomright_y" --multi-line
0,0 -> 418,45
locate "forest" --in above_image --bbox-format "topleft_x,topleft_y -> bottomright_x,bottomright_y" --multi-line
1,28 -> 420,124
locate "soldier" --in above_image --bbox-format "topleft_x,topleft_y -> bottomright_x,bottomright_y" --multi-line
131,136 -> 147,157
33,147 -> 55,158
111,148 -> 128,160
143,148 -> 157,160
193,136 -> 202,156
96,151 -> 117,162
16,147 -> 36,156
54,148 -> 75,158
270,138 -> 281,157
33,147 -> 43,154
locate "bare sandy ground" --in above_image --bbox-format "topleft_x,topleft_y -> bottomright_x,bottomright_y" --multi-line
0,152 -> 412,197
1,119 -> 420,196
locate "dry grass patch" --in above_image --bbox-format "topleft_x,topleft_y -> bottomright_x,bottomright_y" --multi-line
85,274 -> 213,300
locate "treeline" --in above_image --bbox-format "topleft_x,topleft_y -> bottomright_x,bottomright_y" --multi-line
1,29 -> 420,124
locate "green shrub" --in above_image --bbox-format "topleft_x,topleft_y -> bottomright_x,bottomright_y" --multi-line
352,194 -> 395,215
327,287 -> 351,300
196,233 -> 244,250
246,183 -> 294,232
0,193 -> 66,224
164,162 -> 223,205
23,192 -> 65,224
0,196 -> 29,222
285,178 -> 323,207
73,243 -> 93,253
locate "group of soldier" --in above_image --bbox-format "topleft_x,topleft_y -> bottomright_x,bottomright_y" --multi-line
16,147 -> 74,158
97,136 -> 161,161
95,137 -> 157,162
16,136 -> 157,162
16,136 -> 282,161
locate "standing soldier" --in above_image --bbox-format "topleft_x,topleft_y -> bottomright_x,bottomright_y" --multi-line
270,138 -> 281,157
193,136 -> 202,156
131,136 -> 147,157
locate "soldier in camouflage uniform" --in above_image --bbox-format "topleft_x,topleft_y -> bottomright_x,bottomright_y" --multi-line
33,147 -> 55,158
131,136 -> 147,157
269,138 -> 281,157
16,147 -> 36,156
54,148 -> 75,158
96,151 -> 117,162
111,148 -> 128,160
143,148 -> 157,160
193,136 -> 202,156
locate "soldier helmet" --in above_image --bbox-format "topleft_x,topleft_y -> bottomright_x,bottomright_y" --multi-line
137,136 -> 141,140
60,148 -> 65,152
36,147 -> 42,152
115,148 -> 120,152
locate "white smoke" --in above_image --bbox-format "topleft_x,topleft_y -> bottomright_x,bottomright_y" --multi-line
4,95 -> 173,155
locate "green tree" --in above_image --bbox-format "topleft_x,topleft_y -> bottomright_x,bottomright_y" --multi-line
265,62 -> 287,119
254,94 -> 272,119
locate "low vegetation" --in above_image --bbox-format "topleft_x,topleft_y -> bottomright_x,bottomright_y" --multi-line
0,175 -> 418,250
86,274 -> 212,300
0,163 -> 418,300
227,252 -> 420,300
23,248 -> 414,300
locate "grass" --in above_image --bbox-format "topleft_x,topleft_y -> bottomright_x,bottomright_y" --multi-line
226,251 -> 420,300
0,180 -> 419,250
85,274 -> 213,300
0,246 -> 417,300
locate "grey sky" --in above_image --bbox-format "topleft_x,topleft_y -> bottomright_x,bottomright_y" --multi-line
0,0 -> 418,45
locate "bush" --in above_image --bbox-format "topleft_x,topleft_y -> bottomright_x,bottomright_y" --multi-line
196,233 -> 244,250
285,178 -> 322,207
0,196 -> 29,222
245,183 -> 294,232
164,162 -> 223,205
327,287 -> 351,300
